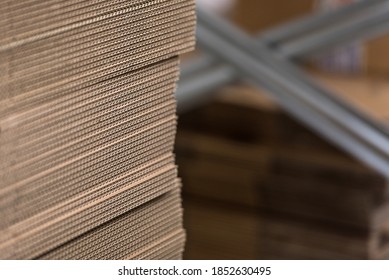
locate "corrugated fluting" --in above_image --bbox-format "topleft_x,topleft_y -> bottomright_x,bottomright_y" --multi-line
0,0 -> 196,259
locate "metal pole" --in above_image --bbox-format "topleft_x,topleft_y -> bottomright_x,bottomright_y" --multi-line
177,65 -> 234,112
261,0 -> 386,45
281,2 -> 389,57
196,7 -> 389,178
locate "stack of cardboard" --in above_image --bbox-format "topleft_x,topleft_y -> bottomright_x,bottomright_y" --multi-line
177,83 -> 389,260
0,0 -> 195,259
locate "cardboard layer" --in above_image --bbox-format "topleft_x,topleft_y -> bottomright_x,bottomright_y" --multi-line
40,187 -> 183,260
1,165 -> 179,259
0,0 -> 194,44
1,114 -> 177,184
128,230 -> 186,260
1,10 -> 195,76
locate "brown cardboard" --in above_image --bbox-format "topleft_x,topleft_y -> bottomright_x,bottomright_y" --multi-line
0,0 -> 196,260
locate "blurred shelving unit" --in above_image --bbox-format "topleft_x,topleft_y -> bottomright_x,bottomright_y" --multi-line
177,0 -> 389,259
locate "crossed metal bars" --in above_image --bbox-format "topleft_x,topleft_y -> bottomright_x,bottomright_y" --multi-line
177,0 -> 389,178
177,0 -> 389,109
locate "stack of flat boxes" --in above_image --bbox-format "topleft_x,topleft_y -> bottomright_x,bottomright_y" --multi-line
177,85 -> 389,260
0,0 -> 195,259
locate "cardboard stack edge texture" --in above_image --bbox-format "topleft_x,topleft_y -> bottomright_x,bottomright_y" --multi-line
0,0 -> 196,260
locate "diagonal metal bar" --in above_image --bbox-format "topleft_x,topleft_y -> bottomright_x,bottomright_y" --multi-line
281,1 -> 389,57
177,0 -> 389,111
177,65 -> 234,112
196,7 -> 389,178
260,0 -> 386,46
180,0 -> 388,80
200,5 -> 389,139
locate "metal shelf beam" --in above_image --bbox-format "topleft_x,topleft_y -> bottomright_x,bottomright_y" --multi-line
195,7 -> 389,178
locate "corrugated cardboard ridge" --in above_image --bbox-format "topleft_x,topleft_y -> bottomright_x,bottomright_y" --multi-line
41,187 -> 182,259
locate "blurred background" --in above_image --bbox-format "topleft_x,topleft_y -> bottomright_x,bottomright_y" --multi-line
177,0 -> 389,259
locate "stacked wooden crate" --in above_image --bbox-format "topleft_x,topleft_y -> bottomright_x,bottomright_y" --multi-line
0,0 -> 195,259
177,83 -> 389,260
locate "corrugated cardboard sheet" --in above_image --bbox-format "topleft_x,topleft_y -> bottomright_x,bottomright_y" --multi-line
0,0 -> 195,259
